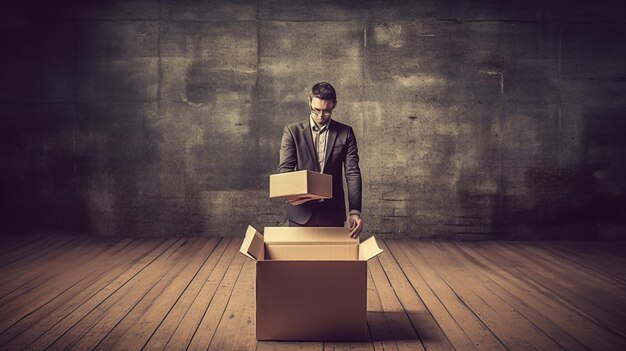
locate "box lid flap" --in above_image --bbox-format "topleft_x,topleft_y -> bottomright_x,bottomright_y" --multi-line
239,225 -> 264,260
359,236 -> 384,260
264,227 -> 357,245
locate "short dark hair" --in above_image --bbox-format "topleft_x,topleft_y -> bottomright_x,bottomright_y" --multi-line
310,82 -> 337,105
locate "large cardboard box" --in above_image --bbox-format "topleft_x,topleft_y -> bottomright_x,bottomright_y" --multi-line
239,225 -> 383,341
269,170 -> 332,201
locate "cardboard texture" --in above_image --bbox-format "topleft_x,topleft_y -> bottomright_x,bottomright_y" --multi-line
266,244 -> 359,260
269,170 -> 332,201
240,225 -> 264,260
264,226 -> 356,244
239,225 -> 384,341
257,261 -> 367,341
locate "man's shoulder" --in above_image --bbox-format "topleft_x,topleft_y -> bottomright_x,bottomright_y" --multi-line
284,120 -> 307,131
330,119 -> 352,130
330,119 -> 355,135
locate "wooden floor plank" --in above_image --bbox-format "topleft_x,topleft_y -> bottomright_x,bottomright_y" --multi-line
366,262 -> 399,351
207,257 -> 257,351
507,241 -> 626,303
21,238 -> 170,351
345,339 -> 376,351
186,239 -> 247,351
550,240 -> 626,261
543,244 -> 626,285
378,240 -> 455,351
36,238 -> 181,351
0,234 -> 41,254
0,236 -> 109,301
455,241 -> 626,350
323,341 -> 352,351
0,234 -> 86,272
0,238 -> 140,348
484,241 -> 626,338
531,241 -> 626,286
385,239 -> 475,351
397,240 -> 506,350
440,241 -> 589,351
0,235 -> 85,289
0,236 -> 122,298
65,238 -> 198,351
97,238 -> 221,351
1,236 -> 624,351
162,238 -> 242,351
0,237 -> 129,332
415,241 -> 564,350
257,341 -> 324,351
368,250 -> 426,351
0,234 -> 49,266
142,237 -> 231,349
0,234 -> 69,266
491,241 -> 626,338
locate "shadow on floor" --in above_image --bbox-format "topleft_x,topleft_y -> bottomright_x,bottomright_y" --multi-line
368,311 -> 439,343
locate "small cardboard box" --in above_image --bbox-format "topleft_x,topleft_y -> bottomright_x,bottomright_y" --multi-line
239,225 -> 383,341
269,170 -> 332,201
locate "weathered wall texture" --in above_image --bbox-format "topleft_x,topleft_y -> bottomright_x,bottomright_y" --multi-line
1,1 -> 625,239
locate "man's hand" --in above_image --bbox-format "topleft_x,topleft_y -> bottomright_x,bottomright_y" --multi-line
287,196 -> 313,206
348,214 -> 363,238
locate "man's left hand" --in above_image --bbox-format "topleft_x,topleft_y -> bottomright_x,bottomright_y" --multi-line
348,214 -> 363,238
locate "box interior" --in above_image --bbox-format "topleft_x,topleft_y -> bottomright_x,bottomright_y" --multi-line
240,226 -> 383,262
264,226 -> 357,261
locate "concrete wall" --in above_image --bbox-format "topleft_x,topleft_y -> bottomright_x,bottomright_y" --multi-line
1,0 -> 625,239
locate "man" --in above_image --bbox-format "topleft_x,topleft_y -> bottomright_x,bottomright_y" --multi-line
277,82 -> 363,238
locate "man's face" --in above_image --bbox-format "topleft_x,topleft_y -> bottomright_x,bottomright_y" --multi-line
310,97 -> 334,126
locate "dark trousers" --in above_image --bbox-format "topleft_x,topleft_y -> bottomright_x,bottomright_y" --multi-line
288,220 -> 344,227
288,209 -> 344,227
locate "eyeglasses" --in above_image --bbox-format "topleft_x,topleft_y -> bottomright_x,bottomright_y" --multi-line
310,107 -> 333,117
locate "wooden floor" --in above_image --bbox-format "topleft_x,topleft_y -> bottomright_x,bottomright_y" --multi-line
0,235 -> 625,351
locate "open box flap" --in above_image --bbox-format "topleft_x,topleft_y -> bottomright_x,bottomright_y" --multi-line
239,225 -> 265,261
265,227 -> 357,245
359,236 -> 384,261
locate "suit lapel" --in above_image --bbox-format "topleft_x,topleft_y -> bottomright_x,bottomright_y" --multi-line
324,121 -> 338,169
300,120 -> 319,171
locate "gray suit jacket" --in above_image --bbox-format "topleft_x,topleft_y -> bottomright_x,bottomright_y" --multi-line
277,118 -> 362,225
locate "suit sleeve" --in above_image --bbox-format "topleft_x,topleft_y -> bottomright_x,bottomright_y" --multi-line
344,127 -> 362,212
277,126 -> 296,173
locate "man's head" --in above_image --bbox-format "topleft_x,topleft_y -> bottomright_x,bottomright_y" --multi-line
309,82 -> 337,127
